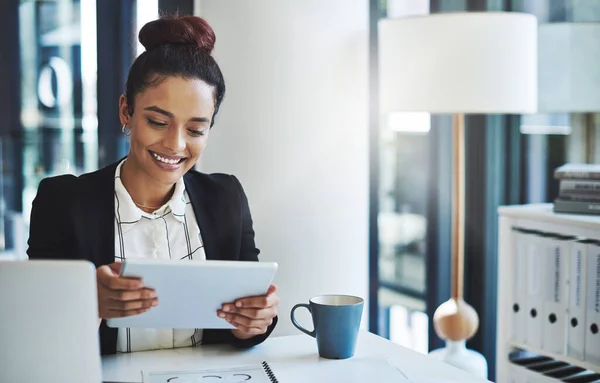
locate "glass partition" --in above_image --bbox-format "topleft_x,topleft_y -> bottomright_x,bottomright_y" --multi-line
511,0 -> 600,202
19,0 -> 98,227
376,0 -> 430,354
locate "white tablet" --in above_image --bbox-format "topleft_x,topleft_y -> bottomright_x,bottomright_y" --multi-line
106,259 -> 278,329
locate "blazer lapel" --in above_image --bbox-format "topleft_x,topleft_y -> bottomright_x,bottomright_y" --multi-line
81,162 -> 118,267
82,162 -> 221,265
184,172 -> 221,261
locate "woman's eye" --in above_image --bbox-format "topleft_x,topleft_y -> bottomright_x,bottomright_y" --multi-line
147,118 -> 167,127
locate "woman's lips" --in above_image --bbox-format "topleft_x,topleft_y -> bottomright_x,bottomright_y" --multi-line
149,150 -> 186,170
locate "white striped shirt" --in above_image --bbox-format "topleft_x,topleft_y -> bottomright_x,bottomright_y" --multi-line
113,159 -> 206,353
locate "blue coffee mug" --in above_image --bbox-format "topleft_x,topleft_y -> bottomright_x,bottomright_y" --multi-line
291,295 -> 364,359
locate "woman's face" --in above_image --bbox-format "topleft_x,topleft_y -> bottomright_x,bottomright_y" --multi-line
119,76 -> 215,186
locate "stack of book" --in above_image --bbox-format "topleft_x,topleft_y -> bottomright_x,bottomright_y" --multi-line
554,163 -> 600,215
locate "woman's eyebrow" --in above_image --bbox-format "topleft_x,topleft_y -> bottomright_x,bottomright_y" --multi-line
144,105 -> 173,117
143,105 -> 210,123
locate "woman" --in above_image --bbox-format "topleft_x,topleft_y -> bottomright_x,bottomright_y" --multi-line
27,15 -> 279,355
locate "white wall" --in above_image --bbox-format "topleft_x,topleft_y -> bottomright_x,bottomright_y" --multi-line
196,0 -> 369,336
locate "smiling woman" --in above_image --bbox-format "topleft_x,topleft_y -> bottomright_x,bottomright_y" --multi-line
119,77 -> 214,201
26,15 -> 279,355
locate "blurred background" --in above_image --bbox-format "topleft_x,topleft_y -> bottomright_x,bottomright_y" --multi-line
0,1 -> 598,381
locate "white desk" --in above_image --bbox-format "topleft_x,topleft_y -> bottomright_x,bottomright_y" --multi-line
102,331 -> 490,382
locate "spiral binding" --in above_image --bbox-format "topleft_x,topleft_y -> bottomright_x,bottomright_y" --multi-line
262,361 -> 279,382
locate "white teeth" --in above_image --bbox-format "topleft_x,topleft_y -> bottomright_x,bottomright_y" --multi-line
152,152 -> 181,165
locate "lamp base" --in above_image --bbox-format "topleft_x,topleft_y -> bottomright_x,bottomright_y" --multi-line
433,297 -> 479,341
429,340 -> 488,379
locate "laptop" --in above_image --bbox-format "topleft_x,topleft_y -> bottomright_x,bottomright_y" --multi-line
0,260 -> 103,382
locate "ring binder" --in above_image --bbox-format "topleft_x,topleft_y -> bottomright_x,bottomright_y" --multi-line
262,361 -> 279,382
498,204 -> 600,382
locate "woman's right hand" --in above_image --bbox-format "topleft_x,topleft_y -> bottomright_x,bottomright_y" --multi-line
96,262 -> 158,319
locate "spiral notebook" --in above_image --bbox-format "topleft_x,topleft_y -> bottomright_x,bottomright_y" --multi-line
143,361 -> 278,382
143,357 -> 412,382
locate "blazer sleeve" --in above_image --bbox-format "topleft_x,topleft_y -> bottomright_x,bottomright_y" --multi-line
27,177 -> 75,261
202,175 -> 278,348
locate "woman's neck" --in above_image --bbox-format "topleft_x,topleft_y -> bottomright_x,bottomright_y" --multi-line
120,158 -> 174,213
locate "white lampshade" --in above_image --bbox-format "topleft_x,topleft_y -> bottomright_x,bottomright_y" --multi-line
379,12 -> 538,114
538,23 -> 600,113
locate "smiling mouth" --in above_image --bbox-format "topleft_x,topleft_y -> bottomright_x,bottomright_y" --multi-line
149,150 -> 186,165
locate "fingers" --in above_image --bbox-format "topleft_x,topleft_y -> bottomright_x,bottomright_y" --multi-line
266,284 -> 278,295
230,321 -> 269,336
232,285 -> 279,309
102,287 -> 158,312
107,262 -> 123,274
107,306 -> 154,318
235,292 -> 280,309
219,286 -> 279,337
111,288 -> 157,302
97,263 -> 157,319
99,296 -> 157,319
109,297 -> 159,311
104,275 -> 144,290
217,302 -> 277,337
222,312 -> 273,328
220,305 -> 275,320
97,266 -> 144,291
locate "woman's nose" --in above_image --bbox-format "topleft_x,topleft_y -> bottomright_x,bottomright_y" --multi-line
163,126 -> 186,152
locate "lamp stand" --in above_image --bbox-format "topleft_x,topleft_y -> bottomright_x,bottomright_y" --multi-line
428,114 -> 487,379
429,340 -> 488,378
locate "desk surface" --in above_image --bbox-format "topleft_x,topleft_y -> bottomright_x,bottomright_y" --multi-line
102,330 -> 489,382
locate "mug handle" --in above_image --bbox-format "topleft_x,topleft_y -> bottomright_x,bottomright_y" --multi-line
291,303 -> 316,338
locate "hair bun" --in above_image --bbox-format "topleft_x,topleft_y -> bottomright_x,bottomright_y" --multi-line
139,15 -> 216,53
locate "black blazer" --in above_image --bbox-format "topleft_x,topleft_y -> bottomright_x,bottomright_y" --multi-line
27,160 -> 277,355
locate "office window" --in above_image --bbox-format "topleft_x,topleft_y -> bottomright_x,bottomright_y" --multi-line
512,0 -> 600,203
375,0 -> 430,354
19,0 -> 98,226
1,0 -> 155,258
136,0 -> 158,56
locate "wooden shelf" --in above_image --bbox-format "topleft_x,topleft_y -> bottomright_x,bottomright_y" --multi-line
508,341 -> 600,374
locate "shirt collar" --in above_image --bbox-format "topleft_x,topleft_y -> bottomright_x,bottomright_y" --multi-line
114,160 -> 187,232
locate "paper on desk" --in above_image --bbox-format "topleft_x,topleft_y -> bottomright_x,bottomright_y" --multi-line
269,356 -> 412,383
143,364 -> 272,383
141,357 -> 469,383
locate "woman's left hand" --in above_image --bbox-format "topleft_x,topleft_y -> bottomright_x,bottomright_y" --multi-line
218,284 -> 280,340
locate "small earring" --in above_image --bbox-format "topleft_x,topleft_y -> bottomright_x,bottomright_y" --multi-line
122,125 -> 131,136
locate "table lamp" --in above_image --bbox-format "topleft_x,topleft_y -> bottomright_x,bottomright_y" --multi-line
379,12 -> 538,378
